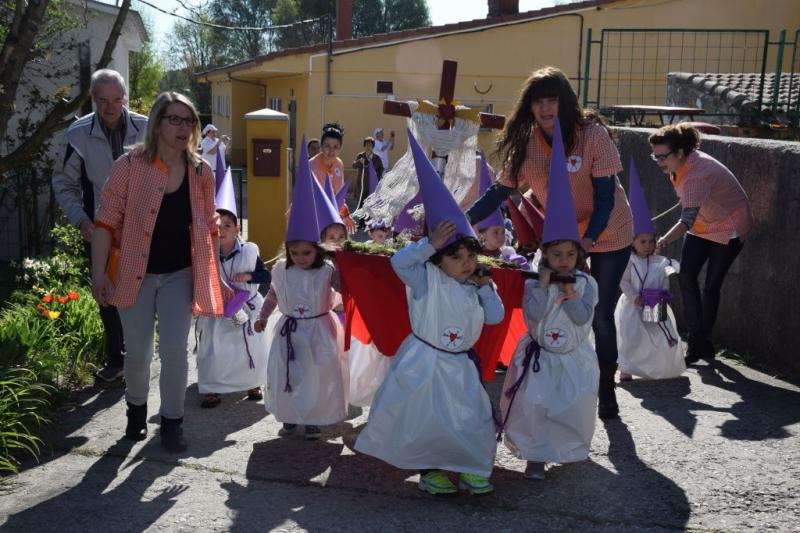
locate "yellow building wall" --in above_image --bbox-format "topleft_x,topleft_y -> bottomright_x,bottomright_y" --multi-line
210,0 -> 800,172
230,81 -> 266,166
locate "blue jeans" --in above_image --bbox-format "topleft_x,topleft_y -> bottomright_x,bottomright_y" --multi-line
589,246 -> 631,364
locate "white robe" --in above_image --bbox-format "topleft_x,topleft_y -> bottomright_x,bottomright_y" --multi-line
615,255 -> 685,380
500,275 -> 599,464
196,242 -> 267,394
348,338 -> 391,407
355,256 -> 499,477
264,260 -> 348,425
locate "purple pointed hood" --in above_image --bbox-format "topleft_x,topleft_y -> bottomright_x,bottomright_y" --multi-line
367,157 -> 380,195
324,175 -> 336,206
313,173 -> 344,233
394,191 -> 424,235
215,147 -> 226,194
542,119 -> 580,243
286,136 -> 321,242
628,156 -> 656,236
215,166 -> 237,219
475,151 -> 505,232
335,179 -> 350,210
408,129 -> 476,245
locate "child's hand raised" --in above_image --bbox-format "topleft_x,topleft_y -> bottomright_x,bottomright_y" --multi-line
429,220 -> 456,250
538,267 -> 552,287
469,265 -> 493,286
560,282 -> 577,298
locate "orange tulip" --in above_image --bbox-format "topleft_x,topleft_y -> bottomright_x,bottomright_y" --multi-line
58,296 -> 69,304
42,294 -> 52,303
68,291 -> 79,300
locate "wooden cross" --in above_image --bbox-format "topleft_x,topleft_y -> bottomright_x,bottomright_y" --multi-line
383,60 -> 506,130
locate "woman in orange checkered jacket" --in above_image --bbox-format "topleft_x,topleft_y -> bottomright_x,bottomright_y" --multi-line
91,92 -> 227,453
467,66 -> 634,421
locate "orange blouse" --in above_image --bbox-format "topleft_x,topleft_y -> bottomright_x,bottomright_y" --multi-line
500,122 -> 633,253
671,150 -> 754,244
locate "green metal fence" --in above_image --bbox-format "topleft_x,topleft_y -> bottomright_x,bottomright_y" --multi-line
582,28 -> 800,125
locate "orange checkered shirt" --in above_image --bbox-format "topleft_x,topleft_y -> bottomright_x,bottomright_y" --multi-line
95,150 -> 225,316
671,150 -> 754,244
500,122 -> 633,253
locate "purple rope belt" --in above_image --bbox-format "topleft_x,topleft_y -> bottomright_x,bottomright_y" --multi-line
280,311 -> 328,393
241,300 -> 257,369
411,333 -> 502,430
497,334 -> 541,442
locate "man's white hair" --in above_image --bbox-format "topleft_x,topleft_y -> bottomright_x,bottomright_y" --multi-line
90,69 -> 128,98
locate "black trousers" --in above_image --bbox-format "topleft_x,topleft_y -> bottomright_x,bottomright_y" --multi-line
679,233 -> 743,343
85,242 -> 125,367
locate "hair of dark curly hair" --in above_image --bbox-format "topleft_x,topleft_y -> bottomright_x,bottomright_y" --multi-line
495,66 -> 608,188
648,123 -> 701,156
429,236 -> 482,266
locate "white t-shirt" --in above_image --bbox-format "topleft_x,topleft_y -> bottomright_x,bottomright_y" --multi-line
374,138 -> 391,169
201,137 -> 226,170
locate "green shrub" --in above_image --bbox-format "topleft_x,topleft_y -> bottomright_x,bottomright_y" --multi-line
0,288 -> 102,387
0,367 -> 54,474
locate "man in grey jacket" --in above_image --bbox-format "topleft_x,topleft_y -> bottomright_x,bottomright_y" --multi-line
52,69 -> 148,382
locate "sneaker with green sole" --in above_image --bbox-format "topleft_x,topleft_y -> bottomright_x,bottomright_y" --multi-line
418,470 -> 458,496
458,472 -> 494,495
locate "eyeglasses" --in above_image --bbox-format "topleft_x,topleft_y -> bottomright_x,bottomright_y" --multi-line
163,115 -> 197,128
650,150 -> 674,162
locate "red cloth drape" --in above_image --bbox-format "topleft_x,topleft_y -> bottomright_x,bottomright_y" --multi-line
337,251 -> 528,382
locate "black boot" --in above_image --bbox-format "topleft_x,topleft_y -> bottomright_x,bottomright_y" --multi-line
597,362 -> 619,420
125,402 -> 147,441
160,416 -> 188,453
685,335 -> 714,365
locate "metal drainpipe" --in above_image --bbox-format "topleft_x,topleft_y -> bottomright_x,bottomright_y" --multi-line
327,14 -> 333,95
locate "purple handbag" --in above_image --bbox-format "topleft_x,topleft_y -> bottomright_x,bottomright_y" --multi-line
224,288 -> 250,318
640,289 -> 671,323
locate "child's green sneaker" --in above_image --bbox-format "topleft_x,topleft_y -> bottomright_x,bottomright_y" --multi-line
458,472 -> 494,495
418,470 -> 458,496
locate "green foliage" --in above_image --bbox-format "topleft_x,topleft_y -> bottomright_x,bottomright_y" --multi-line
0,367 -> 54,474
0,287 -> 103,387
383,0 -> 431,32
129,40 -> 164,115
0,224 -> 104,474
209,0 -> 278,62
12,225 -> 90,293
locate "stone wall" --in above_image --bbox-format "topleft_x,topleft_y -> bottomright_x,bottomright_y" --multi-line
613,127 -> 800,373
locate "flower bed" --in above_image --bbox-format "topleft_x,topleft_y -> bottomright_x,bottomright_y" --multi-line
0,225 -> 103,474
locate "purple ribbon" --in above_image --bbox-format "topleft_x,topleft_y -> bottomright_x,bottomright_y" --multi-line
640,288 -> 672,307
280,312 -> 327,393
411,333 -> 502,429
497,335 -> 541,442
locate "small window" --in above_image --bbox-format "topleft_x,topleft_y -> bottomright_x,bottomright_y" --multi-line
269,96 -> 283,112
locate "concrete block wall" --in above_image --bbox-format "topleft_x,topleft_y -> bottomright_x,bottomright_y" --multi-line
613,127 -> 800,373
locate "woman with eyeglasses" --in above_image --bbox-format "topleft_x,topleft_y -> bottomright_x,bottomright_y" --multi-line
91,92 -> 228,453
649,124 -> 753,365
466,66 -> 633,420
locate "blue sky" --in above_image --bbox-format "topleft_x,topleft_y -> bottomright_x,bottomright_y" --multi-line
118,0 -> 559,50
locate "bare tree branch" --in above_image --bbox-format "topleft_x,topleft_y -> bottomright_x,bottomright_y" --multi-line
0,0 -> 132,177
0,0 -> 51,142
